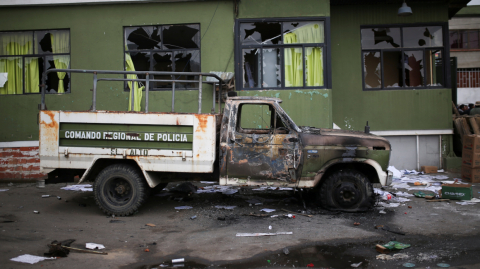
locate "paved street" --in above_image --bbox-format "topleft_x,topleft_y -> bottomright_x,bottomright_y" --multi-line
1,172 -> 480,268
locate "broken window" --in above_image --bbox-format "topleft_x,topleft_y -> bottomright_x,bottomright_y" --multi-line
361,25 -> 445,90
449,30 -> 480,49
238,19 -> 326,90
0,29 -> 70,95
239,104 -> 273,131
124,24 -> 200,91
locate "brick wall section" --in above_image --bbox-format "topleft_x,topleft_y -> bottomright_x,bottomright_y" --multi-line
0,147 -> 46,181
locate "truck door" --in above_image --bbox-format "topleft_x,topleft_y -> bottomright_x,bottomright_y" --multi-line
227,103 -> 300,182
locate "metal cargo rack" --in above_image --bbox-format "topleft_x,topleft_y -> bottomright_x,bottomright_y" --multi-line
40,69 -> 225,114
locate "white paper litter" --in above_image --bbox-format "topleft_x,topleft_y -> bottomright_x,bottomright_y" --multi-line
215,205 -> 236,210
437,169 -> 445,173
175,206 -> 193,210
433,175 -> 449,180
377,202 -> 400,208
197,185 -> 238,194
0,189 -> 8,192
270,215 -> 279,218
395,191 -> 414,197
61,184 -> 93,192
86,243 -> 105,250
260,208 -> 276,213
456,198 -> 480,205
222,189 -> 238,195
388,166 -> 402,178
10,254 -> 55,264
253,186 -> 293,191
200,181 -> 216,184
393,197 -> 411,203
236,232 -> 293,237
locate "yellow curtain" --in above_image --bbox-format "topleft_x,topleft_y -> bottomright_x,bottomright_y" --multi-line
50,31 -> 70,93
0,32 -> 35,94
284,23 -> 324,87
125,52 -> 144,111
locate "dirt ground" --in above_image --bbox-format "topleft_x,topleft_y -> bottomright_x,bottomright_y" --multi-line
1,172 -> 480,269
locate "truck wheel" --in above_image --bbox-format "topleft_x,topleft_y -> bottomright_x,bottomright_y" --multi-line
93,164 -> 149,216
319,169 -> 374,212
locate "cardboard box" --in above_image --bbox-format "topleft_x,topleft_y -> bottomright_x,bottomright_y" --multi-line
462,150 -> 480,168
461,165 -> 480,183
441,184 -> 473,200
421,166 -> 437,174
463,135 -> 480,153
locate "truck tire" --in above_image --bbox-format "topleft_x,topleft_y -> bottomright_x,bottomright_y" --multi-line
93,164 -> 150,216
319,169 -> 374,212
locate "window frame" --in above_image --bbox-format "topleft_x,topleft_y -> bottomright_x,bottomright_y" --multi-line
360,22 -> 451,91
450,29 -> 480,50
235,17 -> 332,91
123,23 -> 201,92
0,28 -> 71,95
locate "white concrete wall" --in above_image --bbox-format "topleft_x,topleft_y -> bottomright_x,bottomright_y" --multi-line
384,135 -> 440,170
457,87 -> 480,104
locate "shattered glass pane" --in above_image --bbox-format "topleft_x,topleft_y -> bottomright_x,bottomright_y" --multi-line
425,50 -> 443,87
305,47 -> 323,87
403,26 -> 443,48
125,26 -> 161,50
128,51 -> 150,83
361,28 -> 401,49
363,51 -> 381,88
174,50 -> 200,89
45,55 -> 70,93
283,21 -> 324,43
243,48 -> 261,88
383,51 -> 403,88
240,22 -> 281,45
152,52 -> 172,89
404,50 -> 424,87
163,24 -> 200,49
262,48 -> 280,87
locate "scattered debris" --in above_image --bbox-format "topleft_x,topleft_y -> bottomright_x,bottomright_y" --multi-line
7,182 -> 14,186
271,215 -> 279,218
283,247 -> 289,255
281,209 -> 312,217
245,199 -> 263,205
235,232 -> 293,237
268,225 -> 272,230
286,214 -> 295,219
402,263 -> 415,267
260,208 -> 276,213
172,258 -> 185,263
375,225 -> 405,235
175,206 -> 193,210
86,243 -> 105,250
33,211 -> 39,214
408,206 -> 412,208
376,254 -> 393,260
11,254 -> 55,264
0,189 -> 9,192
215,205 -> 237,210
379,210 -> 386,214
145,223 -> 156,227
61,184 -> 93,192
44,239 -> 76,257
190,215 -> 197,220
354,222 -> 360,226
456,198 -> 480,205
377,202 -> 400,208
57,196 -> 61,200
351,262 -> 362,267
42,195 -> 51,198
375,245 -> 391,254
376,253 -> 409,260
306,263 -> 314,267
171,182 -> 197,195
382,241 -> 411,250
437,263 -> 450,267
200,181 -> 216,184
144,248 -> 150,252
426,199 -> 450,202
393,254 -> 409,259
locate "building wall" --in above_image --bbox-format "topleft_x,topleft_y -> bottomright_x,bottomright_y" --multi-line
0,144 -> 43,180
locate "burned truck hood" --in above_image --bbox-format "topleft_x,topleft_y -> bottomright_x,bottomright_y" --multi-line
299,127 -> 391,150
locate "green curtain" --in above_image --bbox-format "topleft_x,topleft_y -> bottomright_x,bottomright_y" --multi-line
125,52 -> 144,111
50,31 -> 70,93
284,23 -> 324,87
0,32 -> 36,94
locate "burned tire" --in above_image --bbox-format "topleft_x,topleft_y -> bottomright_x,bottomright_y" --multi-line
93,164 -> 150,216
319,169 -> 374,212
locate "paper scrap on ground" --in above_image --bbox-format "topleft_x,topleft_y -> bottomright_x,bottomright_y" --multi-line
388,166 -> 402,178
0,189 -> 8,192
215,205 -> 236,210
197,185 -> 238,194
175,206 -> 193,210
393,197 -> 411,203
61,184 -> 93,192
252,186 -> 293,191
260,208 -> 276,213
10,254 -> 55,264
200,181 -> 216,184
86,243 -> 105,250
377,202 -> 400,208
395,191 -> 414,197
456,198 -> 480,205
236,232 -> 293,237
437,169 -> 444,173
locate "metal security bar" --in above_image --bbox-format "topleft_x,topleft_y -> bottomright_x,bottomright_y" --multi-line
457,68 -> 480,88
40,69 -> 224,114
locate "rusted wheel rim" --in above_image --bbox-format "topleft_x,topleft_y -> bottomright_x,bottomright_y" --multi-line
104,177 -> 133,206
333,181 -> 361,208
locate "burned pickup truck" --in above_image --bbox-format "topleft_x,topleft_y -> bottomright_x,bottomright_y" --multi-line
39,69 -> 392,216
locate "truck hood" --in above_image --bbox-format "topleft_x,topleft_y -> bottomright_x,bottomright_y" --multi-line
299,127 -> 391,150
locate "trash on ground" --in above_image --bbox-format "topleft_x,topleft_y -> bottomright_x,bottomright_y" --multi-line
57,196 -> 61,200
215,205 -> 237,210
388,166 -> 402,178
85,243 -> 105,250
437,263 -> 450,267
252,186 -> 293,191
42,195 -> 51,198
281,208 -> 312,217
351,262 -> 362,267
200,181 -> 216,184
376,245 -> 391,254
395,191 -> 414,197
402,263 -> 415,268
442,184 -> 473,200
10,254 -> 55,264
268,225 -> 272,230
376,254 -> 393,260
354,222 -> 360,226
306,263 -> 314,267
382,241 -> 411,250
172,258 -> 185,263
45,239 -> 76,257
271,215 -> 279,218
286,214 -> 296,219
437,169 -> 445,173
7,182 -> 13,186
33,210 -> 39,214
61,184 -> 93,192
246,199 -> 263,205
144,248 -> 149,252
379,210 -> 386,214
0,189 -> 9,192
235,232 -> 293,237
145,223 -> 156,227
456,198 -> 480,205
393,253 -> 409,259
190,215 -> 197,220
260,208 -> 276,213
283,247 -> 289,255
377,202 -> 400,208
175,206 -> 193,210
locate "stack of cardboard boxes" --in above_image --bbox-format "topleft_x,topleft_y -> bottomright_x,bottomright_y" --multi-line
461,135 -> 480,183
